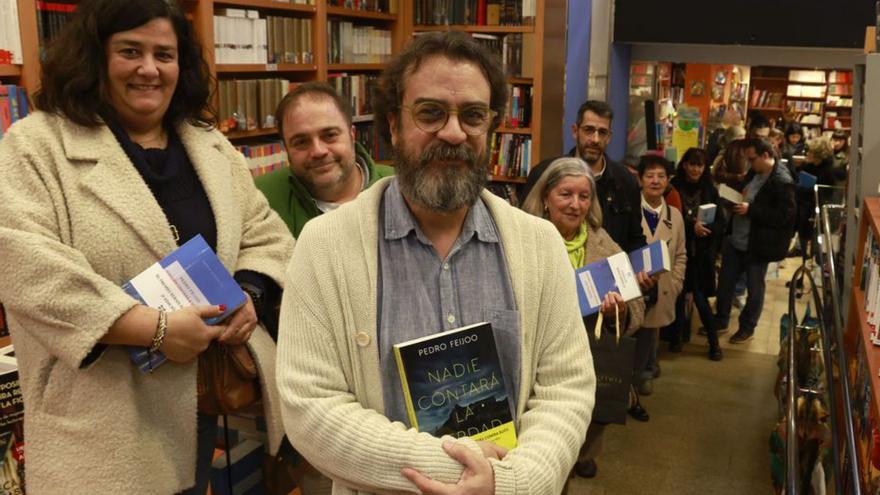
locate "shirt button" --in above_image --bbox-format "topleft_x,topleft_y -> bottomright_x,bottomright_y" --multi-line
355,332 -> 370,347
447,314 -> 456,324
443,263 -> 450,271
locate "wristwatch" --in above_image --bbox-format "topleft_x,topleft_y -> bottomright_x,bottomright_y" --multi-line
239,282 -> 264,311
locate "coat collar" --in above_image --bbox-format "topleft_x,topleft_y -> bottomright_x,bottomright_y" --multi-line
63,118 -> 235,263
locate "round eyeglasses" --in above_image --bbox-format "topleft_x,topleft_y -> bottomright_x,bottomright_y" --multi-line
401,101 -> 497,136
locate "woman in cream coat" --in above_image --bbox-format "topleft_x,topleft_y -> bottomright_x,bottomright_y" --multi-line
634,154 -> 687,395
0,1 -> 292,493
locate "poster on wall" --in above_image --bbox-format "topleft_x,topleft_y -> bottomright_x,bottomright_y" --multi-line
671,114 -> 701,163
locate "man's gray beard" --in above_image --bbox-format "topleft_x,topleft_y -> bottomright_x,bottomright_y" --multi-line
394,142 -> 488,213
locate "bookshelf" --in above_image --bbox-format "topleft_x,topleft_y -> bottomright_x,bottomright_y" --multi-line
842,197 -> 880,493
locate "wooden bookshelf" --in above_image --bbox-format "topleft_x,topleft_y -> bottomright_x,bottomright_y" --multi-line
488,175 -> 527,184
412,25 -> 535,34
326,63 -> 386,71
215,63 -> 318,73
214,0 -> 317,13
326,6 -> 396,20
0,65 -> 21,78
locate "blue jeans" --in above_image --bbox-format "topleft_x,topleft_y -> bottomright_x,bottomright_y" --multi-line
179,413 -> 218,495
714,239 -> 769,335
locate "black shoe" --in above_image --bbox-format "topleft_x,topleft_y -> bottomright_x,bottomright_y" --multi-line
628,403 -> 650,422
668,341 -> 683,353
709,346 -> 723,361
729,329 -> 754,344
574,459 -> 598,478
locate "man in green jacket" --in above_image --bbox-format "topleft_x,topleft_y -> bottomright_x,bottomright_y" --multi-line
255,82 -> 394,237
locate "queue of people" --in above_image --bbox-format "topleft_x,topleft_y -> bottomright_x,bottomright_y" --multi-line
0,1 -> 837,493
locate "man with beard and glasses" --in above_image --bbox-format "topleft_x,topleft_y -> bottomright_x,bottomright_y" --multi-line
255,82 -> 395,237
275,32 -> 593,495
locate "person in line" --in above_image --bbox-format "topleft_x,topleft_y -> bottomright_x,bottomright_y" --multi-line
830,131 -> 849,187
670,148 -> 725,361
747,114 -> 771,139
714,138 -> 797,343
255,82 -> 395,238
635,154 -> 687,395
710,126 -> 746,187
521,156 -> 645,480
525,100 -> 646,254
0,1 -> 294,493
768,127 -> 784,156
276,32 -> 594,495
793,137 -> 836,262
781,122 -> 806,163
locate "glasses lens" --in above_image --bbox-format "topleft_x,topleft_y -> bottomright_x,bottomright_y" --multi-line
459,105 -> 492,133
412,102 -> 448,132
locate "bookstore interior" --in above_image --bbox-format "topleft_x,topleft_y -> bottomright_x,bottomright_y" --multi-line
2,0 -> 880,494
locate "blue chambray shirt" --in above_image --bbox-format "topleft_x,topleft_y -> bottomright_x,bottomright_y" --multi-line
377,179 -> 521,428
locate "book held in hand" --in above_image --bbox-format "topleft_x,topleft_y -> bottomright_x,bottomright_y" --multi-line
798,171 -> 817,189
575,252 -> 642,317
124,235 -> 246,373
697,203 -> 717,224
393,322 -> 517,450
718,184 -> 743,204
628,240 -> 671,277
0,346 -> 24,494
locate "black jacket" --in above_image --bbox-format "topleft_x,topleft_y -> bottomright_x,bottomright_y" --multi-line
746,162 -> 797,262
671,176 -> 724,296
525,152 -> 646,253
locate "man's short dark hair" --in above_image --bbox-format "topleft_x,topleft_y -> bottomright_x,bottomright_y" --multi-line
745,137 -> 777,159
748,114 -> 770,132
372,31 -> 508,146
275,81 -> 352,142
637,153 -> 672,177
784,121 -> 803,138
35,0 -> 214,128
576,100 -> 614,127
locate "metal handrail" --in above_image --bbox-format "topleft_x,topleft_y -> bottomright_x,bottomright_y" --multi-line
819,203 -> 862,495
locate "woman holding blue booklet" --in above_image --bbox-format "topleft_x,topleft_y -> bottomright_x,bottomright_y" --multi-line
522,156 -> 645,481
0,1 -> 293,493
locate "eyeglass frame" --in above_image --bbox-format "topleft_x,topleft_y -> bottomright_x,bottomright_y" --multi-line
577,125 -> 611,139
399,101 -> 499,136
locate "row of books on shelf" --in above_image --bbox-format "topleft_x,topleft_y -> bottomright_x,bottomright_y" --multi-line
787,84 -> 826,99
0,309 -> 24,495
489,133 -> 530,178
0,0 -> 23,64
354,123 -> 393,161
828,70 -> 853,83
235,141 -> 287,178
218,78 -> 293,133
749,90 -> 783,109
861,229 -> 880,339
786,100 -> 823,114
327,72 -> 378,117
826,95 -> 853,107
469,33 -> 534,78
214,10 -> 314,65
328,0 -> 397,12
326,21 -> 392,64
0,85 -> 30,139
828,83 -> 853,96
788,69 -> 826,84
35,1 -> 78,53
849,339 -> 880,492
825,113 -> 851,131
503,84 -> 531,128
413,0 -> 535,26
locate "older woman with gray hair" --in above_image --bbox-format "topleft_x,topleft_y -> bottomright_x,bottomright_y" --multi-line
522,156 -> 644,481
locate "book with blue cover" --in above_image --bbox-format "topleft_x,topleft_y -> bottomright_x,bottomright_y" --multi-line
124,235 -> 246,373
798,171 -> 817,189
393,322 -> 517,450
575,251 -> 643,317
628,240 -> 671,277
697,203 -> 717,224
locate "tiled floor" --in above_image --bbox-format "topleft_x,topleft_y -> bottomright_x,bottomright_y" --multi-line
567,257 -> 816,494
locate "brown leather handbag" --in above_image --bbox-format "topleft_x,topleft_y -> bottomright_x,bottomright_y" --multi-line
197,342 -> 261,415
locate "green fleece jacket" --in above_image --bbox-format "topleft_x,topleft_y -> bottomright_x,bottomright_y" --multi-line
254,142 -> 394,237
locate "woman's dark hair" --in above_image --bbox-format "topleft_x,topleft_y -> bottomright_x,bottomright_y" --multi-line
636,153 -> 673,177
372,31 -> 508,146
675,147 -> 711,184
35,0 -> 215,128
784,122 -> 803,139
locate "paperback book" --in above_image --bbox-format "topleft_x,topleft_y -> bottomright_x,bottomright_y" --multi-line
798,171 -> 818,189
628,240 -> 671,277
697,203 -> 717,224
124,235 -> 246,373
0,346 -> 23,494
394,322 -> 517,450
718,184 -> 743,204
575,252 -> 642,317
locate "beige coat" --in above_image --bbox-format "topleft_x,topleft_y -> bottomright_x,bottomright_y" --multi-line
277,179 -> 594,495
0,112 -> 294,494
639,200 -> 687,328
582,225 -> 646,336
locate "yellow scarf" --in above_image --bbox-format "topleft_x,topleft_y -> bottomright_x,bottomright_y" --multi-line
564,222 -> 588,269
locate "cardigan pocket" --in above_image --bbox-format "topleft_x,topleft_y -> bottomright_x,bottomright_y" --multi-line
38,358 -> 73,417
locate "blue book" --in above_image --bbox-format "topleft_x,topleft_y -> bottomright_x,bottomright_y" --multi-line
629,240 -> 671,277
124,235 -> 246,373
798,171 -> 817,189
698,203 -> 717,224
575,252 -> 642,317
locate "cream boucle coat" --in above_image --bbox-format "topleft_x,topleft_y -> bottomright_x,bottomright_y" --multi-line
0,112 -> 294,494
277,178 -> 595,495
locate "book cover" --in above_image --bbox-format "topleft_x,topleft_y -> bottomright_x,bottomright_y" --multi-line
697,203 -> 717,224
0,346 -> 24,494
798,171 -> 818,189
575,251 -> 642,317
718,184 -> 743,204
124,235 -> 246,373
393,322 -> 517,450
628,240 -> 671,277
